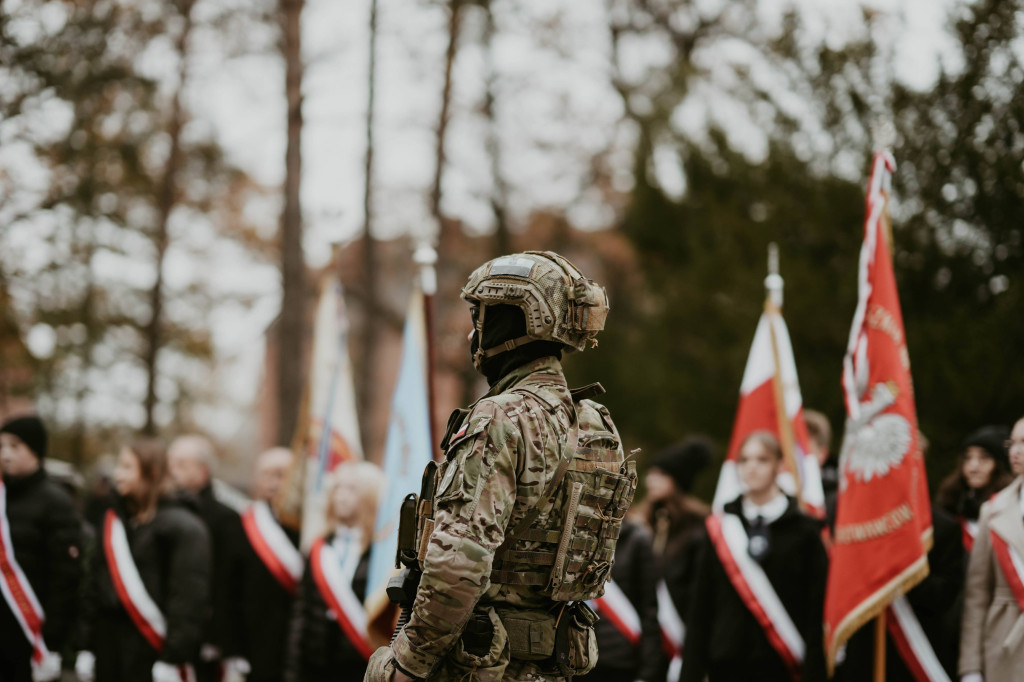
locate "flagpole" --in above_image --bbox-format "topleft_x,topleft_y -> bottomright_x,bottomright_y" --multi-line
874,611 -> 886,681
414,243 -> 439,457
764,243 -> 802,503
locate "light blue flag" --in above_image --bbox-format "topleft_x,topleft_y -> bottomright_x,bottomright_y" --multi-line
365,289 -> 433,630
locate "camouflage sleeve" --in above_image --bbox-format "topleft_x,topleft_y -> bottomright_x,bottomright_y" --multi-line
391,399 -> 521,678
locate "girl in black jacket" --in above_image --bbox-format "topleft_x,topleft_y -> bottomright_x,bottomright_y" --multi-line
286,461 -> 384,682
76,439 -> 211,682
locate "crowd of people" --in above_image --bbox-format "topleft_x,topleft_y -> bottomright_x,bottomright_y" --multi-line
0,416 -> 384,682
0,408 -> 1022,682
586,413 -> 1024,682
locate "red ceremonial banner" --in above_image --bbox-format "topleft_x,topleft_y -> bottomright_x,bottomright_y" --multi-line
824,151 -> 932,672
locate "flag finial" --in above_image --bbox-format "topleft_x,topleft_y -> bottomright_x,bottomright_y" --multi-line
765,242 -> 783,310
413,244 -> 438,295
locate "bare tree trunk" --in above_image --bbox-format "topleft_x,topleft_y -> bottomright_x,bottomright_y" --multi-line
430,0 -> 463,231
481,0 -> 510,256
358,0 -> 380,456
143,0 -> 194,435
277,0 -> 307,446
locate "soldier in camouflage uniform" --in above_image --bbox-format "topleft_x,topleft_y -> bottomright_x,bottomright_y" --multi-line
366,251 -> 638,682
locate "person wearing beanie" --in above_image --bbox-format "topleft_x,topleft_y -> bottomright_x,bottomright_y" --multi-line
641,437 -> 713,645
0,416 -> 83,682
936,424 -> 1013,552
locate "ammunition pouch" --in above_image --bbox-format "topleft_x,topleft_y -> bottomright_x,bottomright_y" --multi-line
496,602 -> 598,678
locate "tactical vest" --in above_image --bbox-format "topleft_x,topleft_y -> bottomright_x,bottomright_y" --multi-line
421,381 -> 637,603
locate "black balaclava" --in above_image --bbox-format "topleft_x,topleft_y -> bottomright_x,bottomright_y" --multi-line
470,304 -> 563,387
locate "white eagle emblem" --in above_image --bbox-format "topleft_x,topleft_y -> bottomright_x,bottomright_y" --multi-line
839,384 -> 913,490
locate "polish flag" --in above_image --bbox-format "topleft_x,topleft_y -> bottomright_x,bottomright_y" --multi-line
824,151 -> 932,673
712,258 -> 824,516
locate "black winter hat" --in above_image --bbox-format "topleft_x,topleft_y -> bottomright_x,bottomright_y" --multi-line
0,416 -> 48,460
962,425 -> 1010,473
650,437 -> 714,493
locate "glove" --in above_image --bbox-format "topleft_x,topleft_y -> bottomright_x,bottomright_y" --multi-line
31,652 -> 61,682
75,651 -> 96,682
153,661 -> 186,682
961,675 -> 983,682
364,646 -> 397,682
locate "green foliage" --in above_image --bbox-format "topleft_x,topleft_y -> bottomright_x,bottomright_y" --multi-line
572,0 -> 1024,498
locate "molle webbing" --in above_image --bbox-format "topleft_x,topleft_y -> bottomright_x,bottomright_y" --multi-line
490,389 -> 637,601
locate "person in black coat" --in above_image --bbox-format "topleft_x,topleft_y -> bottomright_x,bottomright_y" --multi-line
641,437 -> 713,627
587,519 -> 667,682
0,416 -> 83,682
833,504 -> 966,681
935,425 -> 1013,552
286,460 -> 384,682
681,431 -> 828,682
76,438 -> 211,682
168,434 -> 244,681
224,447 -> 298,682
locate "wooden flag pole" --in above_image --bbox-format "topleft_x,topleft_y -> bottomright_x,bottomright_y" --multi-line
764,243 -> 803,503
874,611 -> 886,681
414,243 -> 440,458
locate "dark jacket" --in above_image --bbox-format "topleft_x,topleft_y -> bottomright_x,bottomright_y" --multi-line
0,468 -> 83,657
224,505 -> 299,681
647,496 -> 708,624
194,483 -> 242,654
285,532 -> 370,682
80,494 -> 211,679
834,505 -> 965,681
592,520 -> 667,681
681,496 -> 828,682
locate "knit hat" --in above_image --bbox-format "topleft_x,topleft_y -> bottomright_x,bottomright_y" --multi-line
0,416 -> 48,460
962,425 -> 1010,473
650,437 -> 714,493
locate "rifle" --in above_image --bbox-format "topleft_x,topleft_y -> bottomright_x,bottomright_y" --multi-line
387,461 -> 436,640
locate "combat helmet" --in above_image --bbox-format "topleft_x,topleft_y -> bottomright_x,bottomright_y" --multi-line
462,251 -> 609,369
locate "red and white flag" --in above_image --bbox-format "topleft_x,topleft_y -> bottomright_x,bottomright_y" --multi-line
241,501 -> 303,594
309,533 -> 374,660
712,262 -> 824,516
591,580 -> 641,646
825,151 -> 932,672
0,478 -> 48,664
103,510 -> 195,681
299,276 -> 363,548
706,513 -> 805,679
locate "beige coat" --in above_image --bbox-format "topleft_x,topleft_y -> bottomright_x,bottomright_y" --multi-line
959,476 -> 1024,679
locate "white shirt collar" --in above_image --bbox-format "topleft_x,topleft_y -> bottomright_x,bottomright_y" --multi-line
742,492 -> 788,524
1019,484 -> 1024,517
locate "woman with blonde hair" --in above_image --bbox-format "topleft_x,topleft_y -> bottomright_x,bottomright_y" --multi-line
959,416 -> 1024,681
76,439 -> 211,682
286,460 -> 384,681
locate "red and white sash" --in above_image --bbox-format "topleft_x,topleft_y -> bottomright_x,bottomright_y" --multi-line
309,534 -> 373,660
657,580 -> 684,682
241,501 -> 303,594
961,519 -> 976,553
706,513 -> 804,680
0,479 -> 49,663
990,529 -> 1024,612
103,510 -> 195,682
592,579 -> 641,646
886,596 -> 951,682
